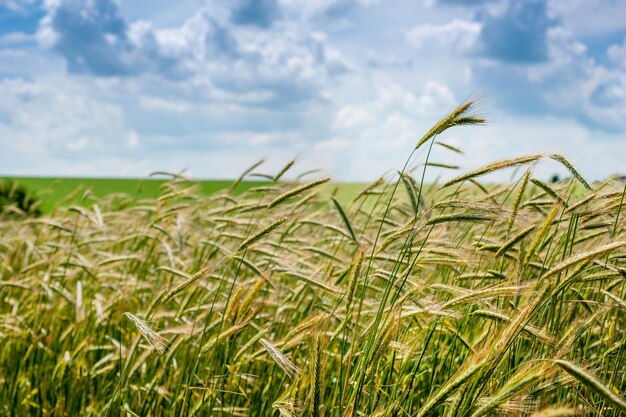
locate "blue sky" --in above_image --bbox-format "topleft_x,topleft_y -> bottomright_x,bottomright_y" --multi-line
1,0 -> 625,181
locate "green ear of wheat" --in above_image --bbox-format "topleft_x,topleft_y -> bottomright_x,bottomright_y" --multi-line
555,360 -> 626,413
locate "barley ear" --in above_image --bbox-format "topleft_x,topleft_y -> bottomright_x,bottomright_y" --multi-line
555,360 -> 626,413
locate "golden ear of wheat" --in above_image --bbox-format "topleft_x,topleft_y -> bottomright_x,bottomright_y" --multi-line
259,338 -> 299,379
124,312 -> 168,354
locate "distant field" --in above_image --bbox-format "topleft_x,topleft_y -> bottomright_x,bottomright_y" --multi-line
4,177 -> 367,213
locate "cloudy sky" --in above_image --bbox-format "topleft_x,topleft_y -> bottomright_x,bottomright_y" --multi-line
1,0 -> 625,181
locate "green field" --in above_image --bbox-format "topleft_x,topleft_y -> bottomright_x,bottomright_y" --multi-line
3,177 -> 367,213
1,103 -> 625,417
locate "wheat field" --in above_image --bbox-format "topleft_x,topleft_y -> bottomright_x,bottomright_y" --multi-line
1,102 -> 625,416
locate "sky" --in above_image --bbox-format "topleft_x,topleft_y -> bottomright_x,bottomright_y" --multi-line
1,0 -> 626,181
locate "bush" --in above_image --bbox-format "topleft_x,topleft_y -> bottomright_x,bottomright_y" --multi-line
0,179 -> 41,216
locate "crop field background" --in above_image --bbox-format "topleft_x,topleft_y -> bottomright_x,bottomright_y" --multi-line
1,178 -> 367,214
1,103 -> 626,417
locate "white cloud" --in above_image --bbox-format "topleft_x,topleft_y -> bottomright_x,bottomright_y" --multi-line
36,0 -> 349,106
333,106 -> 368,130
502,26 -> 626,131
138,96 -> 194,113
127,130 -> 140,148
406,19 -> 482,51
277,0 -> 381,20
454,114 -> 626,182
324,79 -> 460,179
524,27 -> 588,83
553,34 -> 626,129
608,39 -> 626,69
0,77 -> 124,170
0,32 -> 35,45
547,0 -> 626,35
0,0 -> 35,11
66,136 -> 90,151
